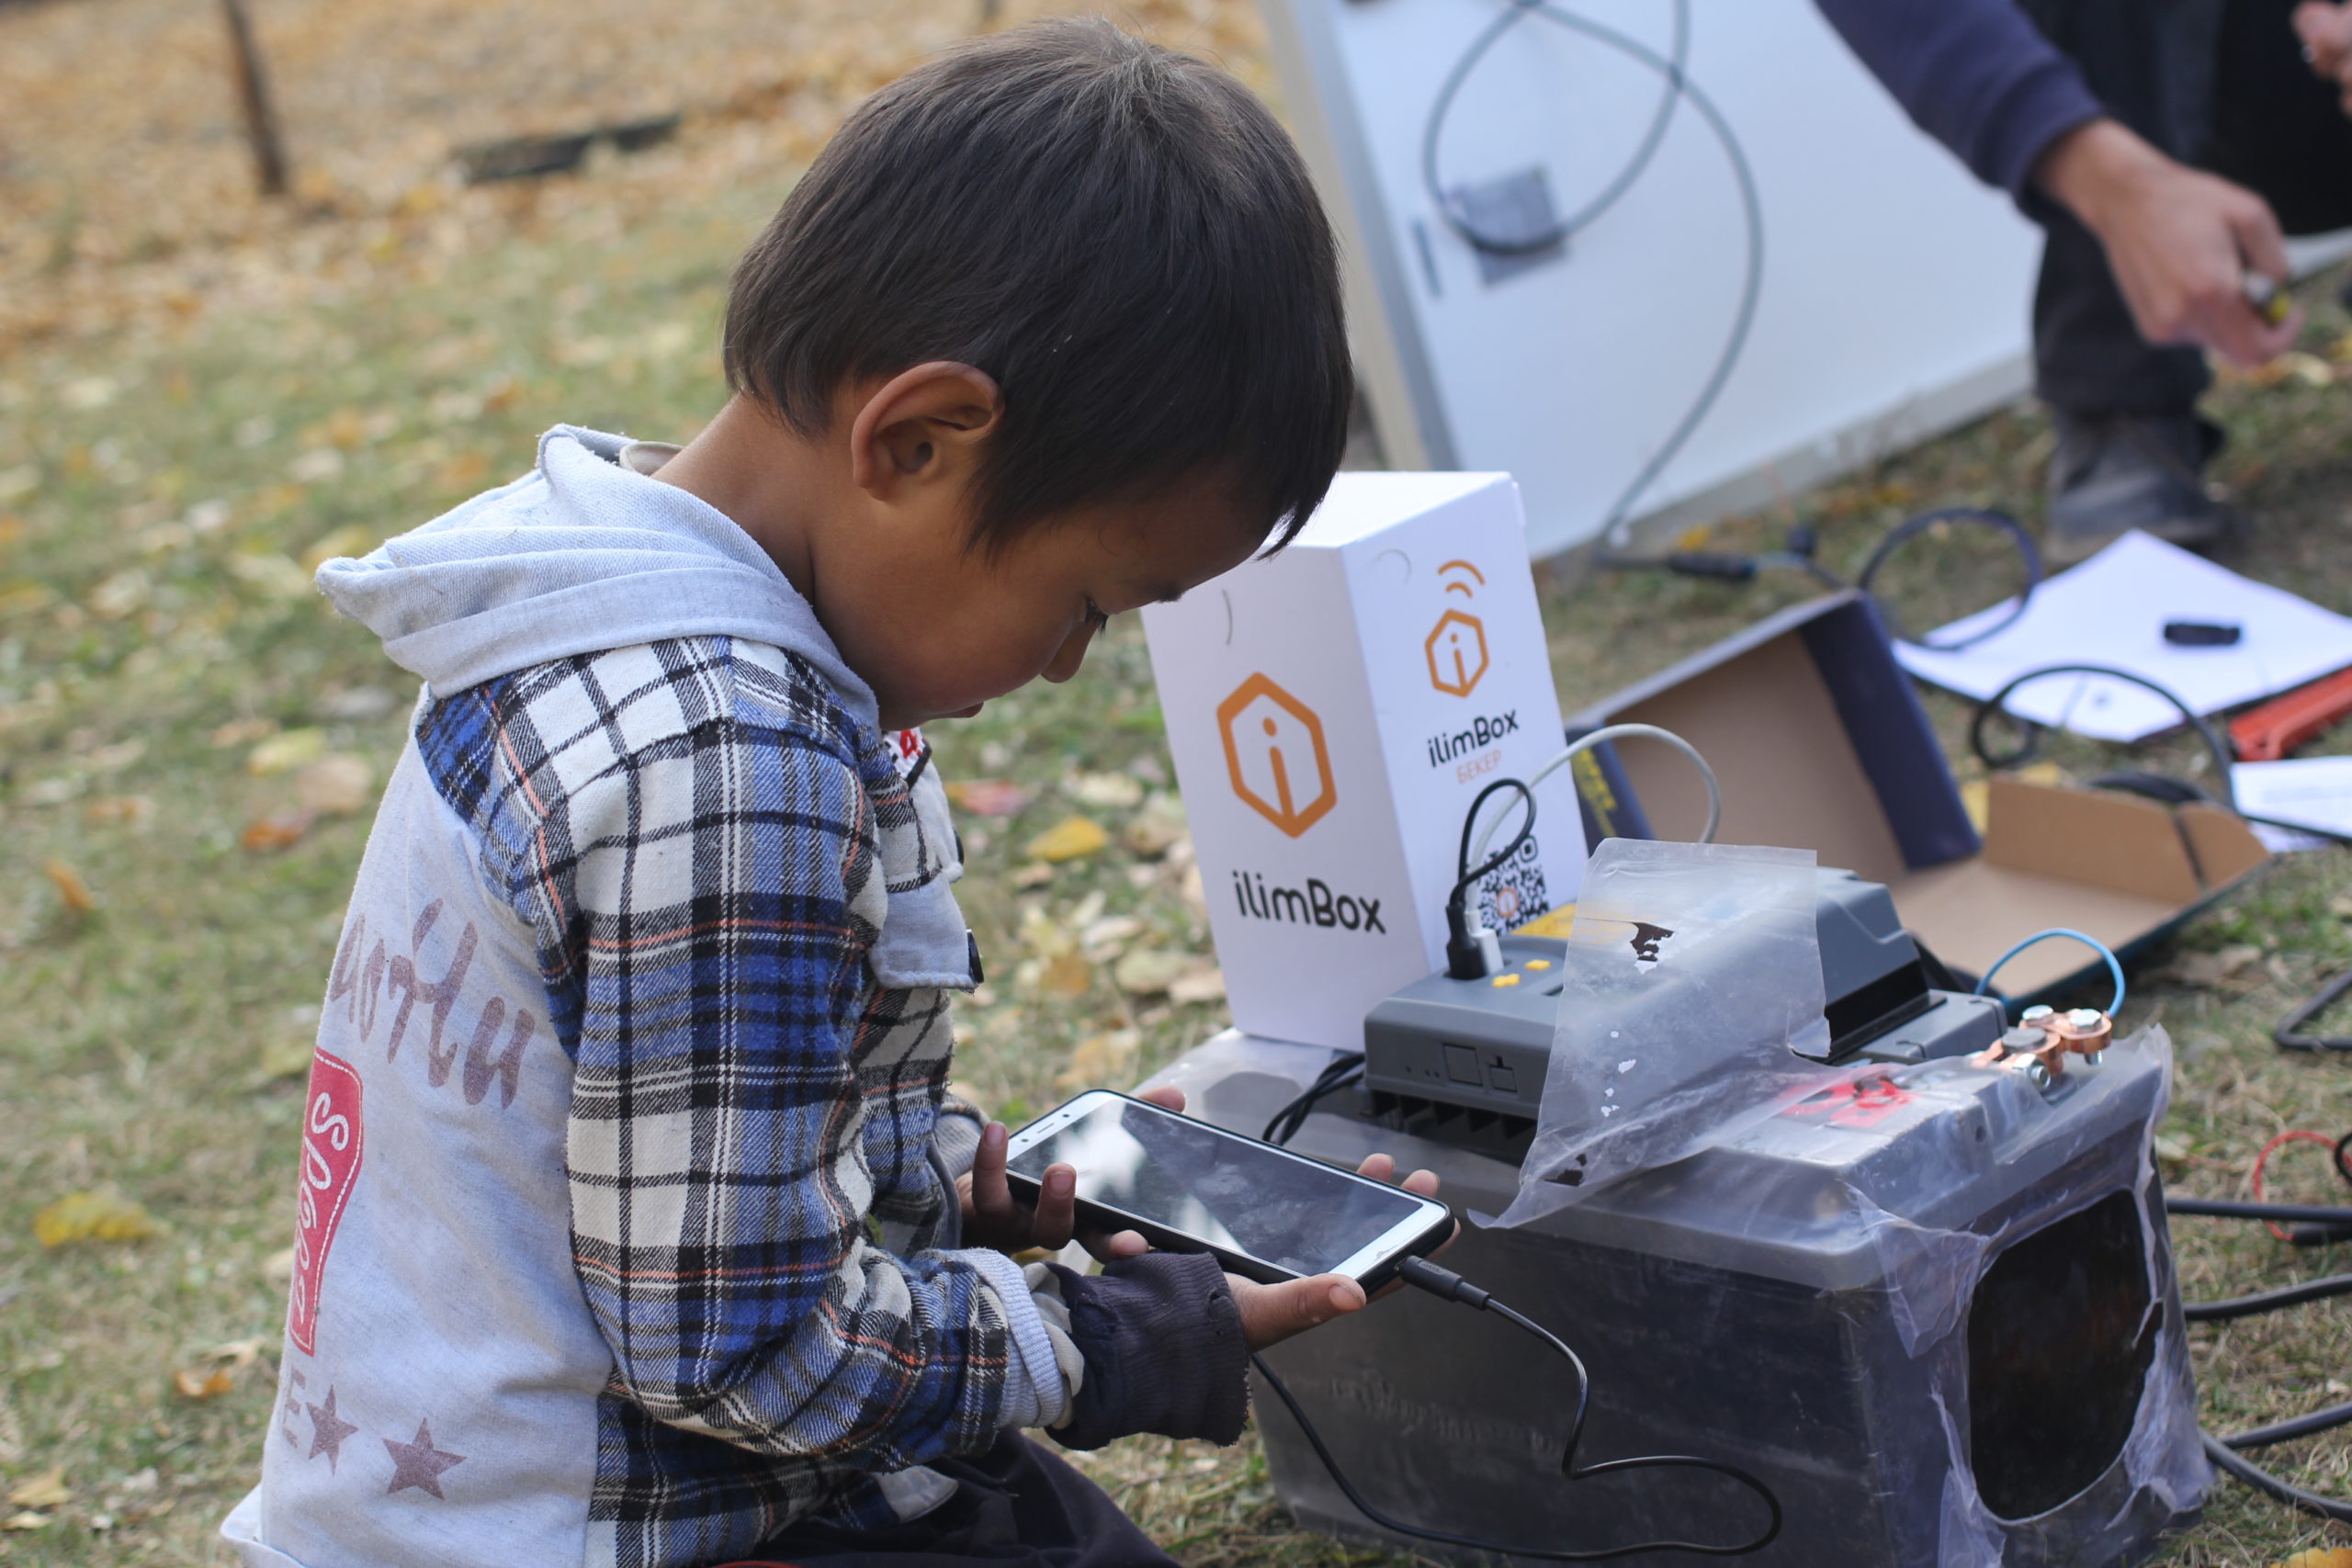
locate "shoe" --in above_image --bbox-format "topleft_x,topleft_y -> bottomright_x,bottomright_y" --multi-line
2043,411 -> 2243,568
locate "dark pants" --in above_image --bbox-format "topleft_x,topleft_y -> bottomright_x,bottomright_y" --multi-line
719,1437 -> 1178,1568
2021,0 -> 2352,416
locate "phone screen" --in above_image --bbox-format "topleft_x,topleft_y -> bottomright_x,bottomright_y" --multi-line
1007,1098 -> 1432,1277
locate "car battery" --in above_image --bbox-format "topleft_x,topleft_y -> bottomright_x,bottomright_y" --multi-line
1145,1024 -> 2208,1566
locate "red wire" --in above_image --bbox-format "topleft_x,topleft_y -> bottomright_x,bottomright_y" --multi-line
2250,1130 -> 2340,1242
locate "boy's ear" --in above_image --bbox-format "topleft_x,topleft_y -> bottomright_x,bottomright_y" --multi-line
847,362 -> 1003,502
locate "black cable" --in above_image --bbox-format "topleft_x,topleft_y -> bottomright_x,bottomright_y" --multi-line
2220,1399 -> 2352,1451
1422,0 -> 1688,257
2277,965 -> 2352,1053
1850,508 -> 2043,652
2168,1196 -> 2352,1224
2182,1273 -> 2352,1321
1448,777 -> 1535,978
1968,663 -> 2239,807
1421,0 -> 1764,540
1261,1054 -> 1365,1147
1455,776 -> 1537,904
1251,1256 -> 1781,1560
2202,1434 -> 2352,1524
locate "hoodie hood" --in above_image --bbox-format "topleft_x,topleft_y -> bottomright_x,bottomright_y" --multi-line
316,425 -> 876,725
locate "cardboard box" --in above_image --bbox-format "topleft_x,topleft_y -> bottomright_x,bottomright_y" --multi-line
1143,472 -> 1588,1050
1572,591 -> 2270,1001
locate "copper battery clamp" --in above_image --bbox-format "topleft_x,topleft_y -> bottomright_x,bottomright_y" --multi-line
1971,1005 -> 2114,1088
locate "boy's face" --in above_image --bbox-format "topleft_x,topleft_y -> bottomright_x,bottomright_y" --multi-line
825,470 -> 1264,731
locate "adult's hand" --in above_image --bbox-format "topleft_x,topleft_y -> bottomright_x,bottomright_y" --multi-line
2295,1 -> 2352,115
2034,118 -> 2301,367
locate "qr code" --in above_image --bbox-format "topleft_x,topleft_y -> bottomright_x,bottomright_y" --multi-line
1475,833 -> 1550,933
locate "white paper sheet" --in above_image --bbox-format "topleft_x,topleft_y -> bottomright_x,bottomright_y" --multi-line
1895,532 -> 2352,742
2234,757 -> 2352,852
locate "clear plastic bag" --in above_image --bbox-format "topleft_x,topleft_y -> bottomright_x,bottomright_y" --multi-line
1498,838 -> 1835,1225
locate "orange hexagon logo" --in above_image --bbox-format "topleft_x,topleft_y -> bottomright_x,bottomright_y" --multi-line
1217,673 -> 1337,838
1425,609 -> 1489,697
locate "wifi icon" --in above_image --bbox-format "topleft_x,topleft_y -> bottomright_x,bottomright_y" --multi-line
1426,560 -> 1490,697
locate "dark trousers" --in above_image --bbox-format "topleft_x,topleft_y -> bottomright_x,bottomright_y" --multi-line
2021,0 -> 2352,416
719,1436 -> 1179,1568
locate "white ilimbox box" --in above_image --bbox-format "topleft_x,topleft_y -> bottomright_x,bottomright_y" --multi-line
1143,472 -> 1585,1050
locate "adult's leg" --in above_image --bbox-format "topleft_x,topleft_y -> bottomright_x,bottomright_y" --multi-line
2019,0 -> 2216,417
721,1436 -> 1179,1568
2206,0 -> 2352,237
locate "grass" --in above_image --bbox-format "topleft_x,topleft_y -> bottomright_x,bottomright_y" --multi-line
4,15 -> 2352,1568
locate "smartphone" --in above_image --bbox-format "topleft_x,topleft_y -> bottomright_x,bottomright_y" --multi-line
1002,1090 -> 1454,1289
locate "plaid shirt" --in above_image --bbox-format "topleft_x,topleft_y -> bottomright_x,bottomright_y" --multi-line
413,633 -> 1057,1562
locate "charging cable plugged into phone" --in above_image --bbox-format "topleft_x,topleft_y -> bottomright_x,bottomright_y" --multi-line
1003,1091 -> 1783,1558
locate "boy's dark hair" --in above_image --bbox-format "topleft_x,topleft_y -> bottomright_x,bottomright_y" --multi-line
724,18 -> 1351,553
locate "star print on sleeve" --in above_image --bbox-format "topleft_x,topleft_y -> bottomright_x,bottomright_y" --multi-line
382,1416 -> 466,1499
304,1386 -> 359,1473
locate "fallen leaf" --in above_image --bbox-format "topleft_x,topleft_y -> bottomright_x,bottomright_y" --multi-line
209,717 -> 277,749
241,814 -> 314,852
83,795 -> 153,826
2281,351 -> 2336,388
1036,950 -> 1094,1001
1168,964 -> 1227,1006
1026,815 -> 1109,863
1068,771 -> 1143,810
1056,1029 -> 1140,1091
34,1190 -> 158,1247
2165,944 -> 2263,989
1112,949 -> 1188,997
944,779 -> 1032,818
247,728 -> 327,775
2273,1551 -> 2352,1568
6,1471 -> 68,1510
227,551 -> 314,597
41,859 -> 96,913
1122,793 -> 1187,856
1012,863 -> 1054,888
172,1365 -> 236,1400
259,1038 -> 314,1080
87,568 -> 151,619
4,1511 -> 49,1531
2333,895 -> 2352,920
299,524 -> 375,573
1080,914 -> 1145,957
296,754 -> 376,816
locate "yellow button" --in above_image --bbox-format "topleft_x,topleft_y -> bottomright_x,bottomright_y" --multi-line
1491,973 -> 1521,987
1524,959 -> 1553,971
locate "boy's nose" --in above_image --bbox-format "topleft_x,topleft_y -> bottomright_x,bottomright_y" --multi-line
1042,619 -> 1098,683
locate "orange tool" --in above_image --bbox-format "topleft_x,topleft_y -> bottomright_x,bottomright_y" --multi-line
2229,666 -> 2352,761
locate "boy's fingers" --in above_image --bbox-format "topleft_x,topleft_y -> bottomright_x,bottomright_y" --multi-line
1353,1152 -> 1396,1182
1077,1226 -> 1151,1262
1136,1085 -> 1186,1114
968,1123 -> 1013,1226
1233,1272 -> 1367,1351
1029,1163 -> 1077,1250
1400,1168 -> 1440,1198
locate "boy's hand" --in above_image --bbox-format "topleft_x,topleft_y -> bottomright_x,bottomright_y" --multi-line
1222,1151 -> 1447,1351
959,1085 -> 1193,1254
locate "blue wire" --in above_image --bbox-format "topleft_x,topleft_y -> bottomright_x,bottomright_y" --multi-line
1973,927 -> 2127,1015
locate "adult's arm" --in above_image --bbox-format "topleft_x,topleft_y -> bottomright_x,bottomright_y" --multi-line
1813,0 -> 2104,197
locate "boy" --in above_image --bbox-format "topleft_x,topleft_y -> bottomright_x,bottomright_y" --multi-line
223,18 -> 1437,1568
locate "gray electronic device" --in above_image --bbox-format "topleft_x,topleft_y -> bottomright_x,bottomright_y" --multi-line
1361,867 -> 2004,1156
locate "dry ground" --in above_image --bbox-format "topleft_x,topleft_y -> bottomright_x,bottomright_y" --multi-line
1,0 -> 2348,1563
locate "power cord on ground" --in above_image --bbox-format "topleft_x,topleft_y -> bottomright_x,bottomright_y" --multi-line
1251,1256 -> 1783,1559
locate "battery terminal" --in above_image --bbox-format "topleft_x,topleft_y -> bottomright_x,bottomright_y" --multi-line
1970,1003 -> 2112,1089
